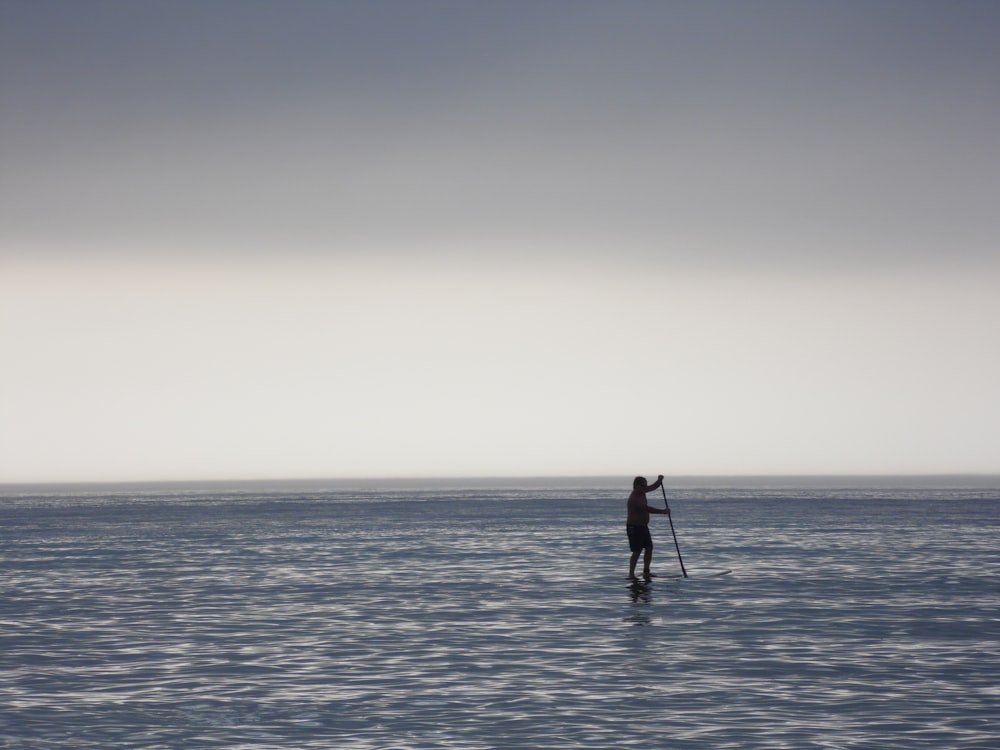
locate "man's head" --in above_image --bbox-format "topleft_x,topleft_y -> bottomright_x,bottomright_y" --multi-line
633,476 -> 648,491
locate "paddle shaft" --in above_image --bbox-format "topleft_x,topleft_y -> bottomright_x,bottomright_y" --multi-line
661,483 -> 688,578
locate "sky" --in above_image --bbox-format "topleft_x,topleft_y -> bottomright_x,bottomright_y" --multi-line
2,1 -> 999,482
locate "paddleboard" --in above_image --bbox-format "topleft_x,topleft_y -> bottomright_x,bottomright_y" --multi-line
626,569 -> 731,583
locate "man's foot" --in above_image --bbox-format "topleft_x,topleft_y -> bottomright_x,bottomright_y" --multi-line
643,570 -> 657,579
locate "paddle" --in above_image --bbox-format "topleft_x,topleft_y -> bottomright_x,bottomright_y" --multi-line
661,483 -> 688,578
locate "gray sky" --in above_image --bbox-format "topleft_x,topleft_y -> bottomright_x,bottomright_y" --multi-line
2,1 -> 999,482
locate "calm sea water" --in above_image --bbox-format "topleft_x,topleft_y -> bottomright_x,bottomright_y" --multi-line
2,479 -> 998,749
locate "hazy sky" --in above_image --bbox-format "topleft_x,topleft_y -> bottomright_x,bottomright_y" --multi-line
2,1 -> 998,482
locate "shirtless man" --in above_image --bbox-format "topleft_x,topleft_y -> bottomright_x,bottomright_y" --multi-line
626,475 -> 671,580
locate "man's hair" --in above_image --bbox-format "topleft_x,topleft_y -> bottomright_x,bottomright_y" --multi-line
633,476 -> 647,490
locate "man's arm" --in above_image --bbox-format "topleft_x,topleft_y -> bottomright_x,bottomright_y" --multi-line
644,475 -> 665,493
644,475 -> 670,514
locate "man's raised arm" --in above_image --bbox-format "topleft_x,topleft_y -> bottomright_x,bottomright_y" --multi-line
644,474 -> 665,493
645,475 -> 670,514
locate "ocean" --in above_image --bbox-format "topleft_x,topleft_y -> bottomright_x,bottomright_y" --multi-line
2,477 -> 998,749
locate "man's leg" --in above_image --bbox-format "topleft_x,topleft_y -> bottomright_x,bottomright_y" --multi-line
629,549 -> 641,578
643,545 -> 654,577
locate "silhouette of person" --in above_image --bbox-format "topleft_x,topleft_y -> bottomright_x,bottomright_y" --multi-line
626,475 -> 670,580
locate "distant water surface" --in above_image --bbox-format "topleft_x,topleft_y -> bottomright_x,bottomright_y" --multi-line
2,480 -> 998,749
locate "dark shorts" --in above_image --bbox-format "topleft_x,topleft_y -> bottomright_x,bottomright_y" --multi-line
626,524 -> 653,553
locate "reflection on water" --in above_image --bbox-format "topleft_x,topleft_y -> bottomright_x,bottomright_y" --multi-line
625,578 -> 654,617
1,488 -> 998,749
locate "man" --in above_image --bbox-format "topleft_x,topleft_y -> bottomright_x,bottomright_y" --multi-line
626,474 -> 670,580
